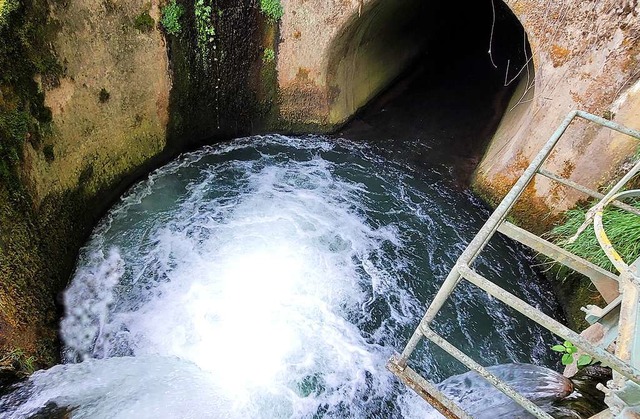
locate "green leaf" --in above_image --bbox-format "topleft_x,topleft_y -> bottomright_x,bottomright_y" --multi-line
551,345 -> 567,353
577,354 -> 593,367
564,341 -> 574,349
561,353 -> 574,365
566,346 -> 577,354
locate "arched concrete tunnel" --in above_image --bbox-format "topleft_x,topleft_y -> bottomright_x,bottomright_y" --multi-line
277,0 -> 534,170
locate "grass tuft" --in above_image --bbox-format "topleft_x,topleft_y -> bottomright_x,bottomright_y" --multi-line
551,200 -> 640,273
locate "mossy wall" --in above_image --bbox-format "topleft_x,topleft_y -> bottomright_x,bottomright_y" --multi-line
0,0 -> 267,374
165,0 -> 263,149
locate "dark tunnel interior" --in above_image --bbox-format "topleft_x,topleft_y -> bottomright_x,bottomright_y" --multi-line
335,0 -> 533,182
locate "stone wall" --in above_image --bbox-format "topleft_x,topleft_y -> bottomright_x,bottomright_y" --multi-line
0,0 -> 171,368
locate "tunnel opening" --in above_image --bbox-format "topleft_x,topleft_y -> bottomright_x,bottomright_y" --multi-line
329,0 -> 534,181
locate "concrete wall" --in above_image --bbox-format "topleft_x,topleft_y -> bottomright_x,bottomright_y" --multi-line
276,0 -> 436,129
0,0 -> 171,367
475,0 -> 640,230
275,0 -> 640,229
0,0 -> 263,368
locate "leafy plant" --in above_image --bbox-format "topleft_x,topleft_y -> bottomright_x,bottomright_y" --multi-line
160,0 -> 184,36
1,348 -> 37,374
551,341 -> 593,368
551,200 -> 640,273
262,47 -> 275,63
0,0 -> 19,28
260,0 -> 283,22
195,0 -> 215,59
134,11 -> 155,32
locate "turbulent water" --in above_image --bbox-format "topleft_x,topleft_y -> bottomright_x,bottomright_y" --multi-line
1,135 -> 564,418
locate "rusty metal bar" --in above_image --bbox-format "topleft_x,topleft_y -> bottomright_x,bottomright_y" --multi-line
457,265 -> 640,384
536,169 -> 640,217
497,221 -> 619,303
575,110 -> 640,138
387,354 -> 472,419
419,326 -> 555,419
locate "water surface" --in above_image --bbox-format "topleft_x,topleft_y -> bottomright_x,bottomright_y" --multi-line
1,135 -> 562,418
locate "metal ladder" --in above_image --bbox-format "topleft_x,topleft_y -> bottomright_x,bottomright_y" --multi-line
387,110 -> 640,418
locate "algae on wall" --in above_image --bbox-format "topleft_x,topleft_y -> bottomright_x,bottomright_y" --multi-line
0,0 -> 173,373
0,0 -> 65,371
164,0 -> 264,149
1,0 -> 272,374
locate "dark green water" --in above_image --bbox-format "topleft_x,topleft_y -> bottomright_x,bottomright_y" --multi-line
0,135 -> 564,418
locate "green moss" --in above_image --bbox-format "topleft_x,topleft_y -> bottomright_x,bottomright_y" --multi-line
0,0 -> 19,27
43,144 -> 54,162
259,0 -> 283,22
0,0 -> 60,190
160,0 -> 184,36
134,10 -> 154,33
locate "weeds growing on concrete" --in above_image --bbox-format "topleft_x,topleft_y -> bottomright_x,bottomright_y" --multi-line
195,0 -> 215,61
551,200 -> 640,273
161,0 -> 185,36
262,47 -> 275,63
260,0 -> 283,22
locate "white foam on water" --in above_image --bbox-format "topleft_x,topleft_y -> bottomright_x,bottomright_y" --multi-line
0,135 -> 561,418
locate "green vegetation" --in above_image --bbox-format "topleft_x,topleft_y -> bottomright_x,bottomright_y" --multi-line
551,341 -> 593,368
551,200 -> 640,273
260,0 -> 283,22
160,0 -> 184,36
262,47 -> 275,63
134,10 -> 154,32
1,348 -> 37,374
0,0 -> 19,27
602,110 -> 615,121
195,0 -> 215,60
0,0 -> 60,190
98,87 -> 110,103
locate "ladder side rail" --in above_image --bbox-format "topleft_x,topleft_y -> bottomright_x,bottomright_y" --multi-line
420,326 -> 555,419
536,169 -> 640,217
387,355 -> 473,419
457,265 -> 640,384
497,221 -> 619,303
397,110 -> 581,367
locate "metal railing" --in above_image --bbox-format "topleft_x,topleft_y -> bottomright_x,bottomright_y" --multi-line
388,110 -> 640,418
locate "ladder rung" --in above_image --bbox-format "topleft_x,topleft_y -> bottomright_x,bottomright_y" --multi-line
497,221 -> 619,303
